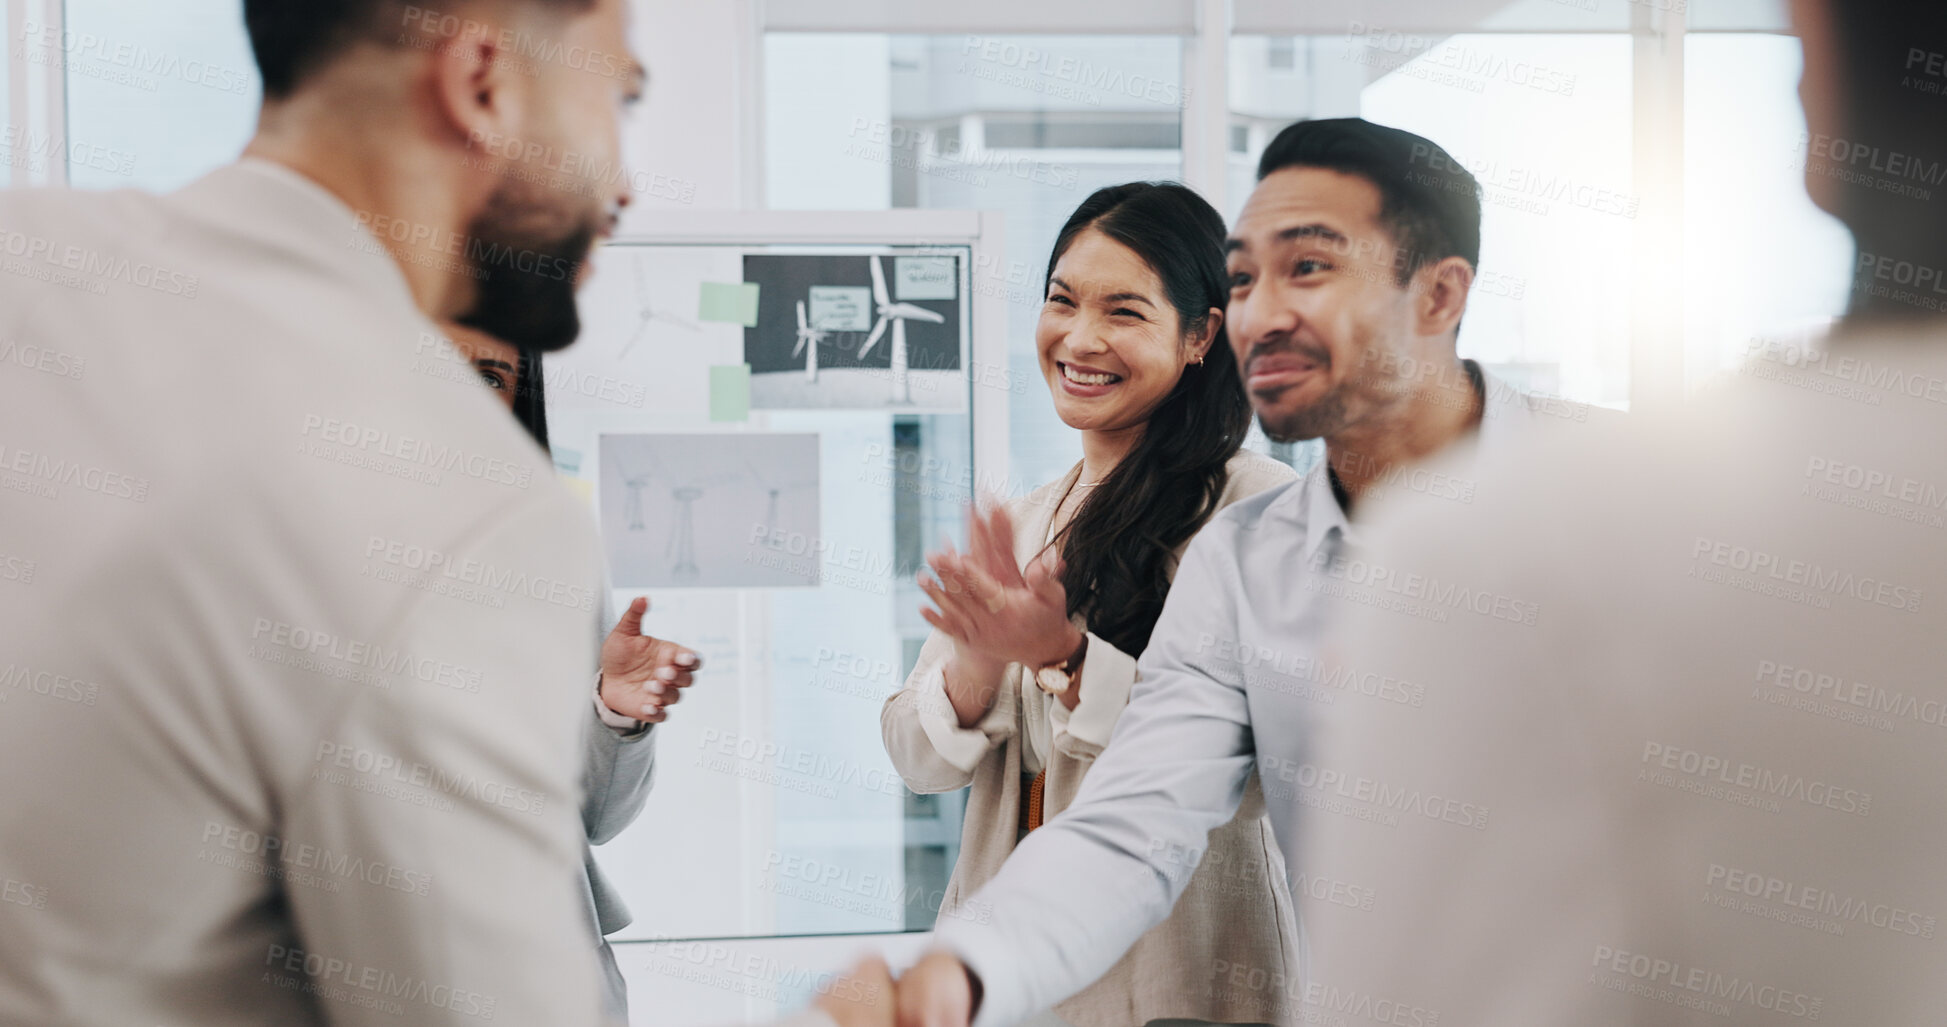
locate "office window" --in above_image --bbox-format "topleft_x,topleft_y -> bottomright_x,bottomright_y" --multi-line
1683,33 -> 1852,385
1266,37 -> 1296,72
60,0 -> 258,190
1231,32 -> 1635,408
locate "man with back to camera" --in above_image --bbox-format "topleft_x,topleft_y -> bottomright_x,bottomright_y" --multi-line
0,1 -> 887,1024
1282,0 -> 1947,1022
891,117 -> 1597,1027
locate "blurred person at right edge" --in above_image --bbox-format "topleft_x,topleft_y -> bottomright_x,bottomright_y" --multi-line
1288,0 -> 1947,1024
892,117 -> 1603,1027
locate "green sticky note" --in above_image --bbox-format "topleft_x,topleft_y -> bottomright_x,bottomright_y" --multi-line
709,364 -> 751,421
699,282 -> 761,327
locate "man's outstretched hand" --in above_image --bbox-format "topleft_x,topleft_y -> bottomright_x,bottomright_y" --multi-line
813,955 -> 897,1027
794,950 -> 974,1027
894,951 -> 977,1027
598,596 -> 700,724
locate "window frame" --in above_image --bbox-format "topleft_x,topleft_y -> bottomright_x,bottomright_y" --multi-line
11,0 -> 69,188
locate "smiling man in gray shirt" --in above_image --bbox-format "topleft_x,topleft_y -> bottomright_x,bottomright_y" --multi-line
895,118 -> 1591,1027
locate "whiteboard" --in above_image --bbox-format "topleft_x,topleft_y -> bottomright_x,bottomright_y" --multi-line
543,210 -> 1009,943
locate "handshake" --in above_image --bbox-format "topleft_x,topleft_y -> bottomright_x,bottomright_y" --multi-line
808,951 -> 980,1027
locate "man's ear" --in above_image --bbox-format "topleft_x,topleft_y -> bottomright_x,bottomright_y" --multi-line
422,23 -> 524,161
1415,256 -> 1474,339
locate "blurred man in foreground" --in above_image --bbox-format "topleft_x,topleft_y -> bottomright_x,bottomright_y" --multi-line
1296,0 -> 1947,1022
0,1 -> 885,1024
0,1 -> 639,1021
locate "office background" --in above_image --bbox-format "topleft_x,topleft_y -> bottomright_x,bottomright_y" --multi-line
3,0 -> 1854,1022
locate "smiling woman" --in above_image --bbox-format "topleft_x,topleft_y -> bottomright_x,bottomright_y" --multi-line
882,181 -> 1303,1027
1035,182 -> 1257,657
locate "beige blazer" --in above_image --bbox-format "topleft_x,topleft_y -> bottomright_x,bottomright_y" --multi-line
0,161 -> 610,1026
883,449 -> 1302,1027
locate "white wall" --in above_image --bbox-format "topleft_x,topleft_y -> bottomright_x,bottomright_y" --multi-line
621,0 -> 751,226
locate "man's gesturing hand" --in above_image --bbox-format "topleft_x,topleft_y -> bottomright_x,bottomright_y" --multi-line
598,596 -> 700,724
813,955 -> 898,1027
896,950 -> 977,1027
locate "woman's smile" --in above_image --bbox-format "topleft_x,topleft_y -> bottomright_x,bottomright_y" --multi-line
1056,360 -> 1125,397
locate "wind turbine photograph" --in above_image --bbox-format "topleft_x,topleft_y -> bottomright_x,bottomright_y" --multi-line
598,432 -> 822,589
793,299 -> 828,382
741,251 -> 967,412
858,254 -> 945,405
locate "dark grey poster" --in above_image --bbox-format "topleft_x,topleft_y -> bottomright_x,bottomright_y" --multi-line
741,253 -> 965,410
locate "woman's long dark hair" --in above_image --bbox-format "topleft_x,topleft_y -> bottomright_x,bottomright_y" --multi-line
511,348 -> 550,452
1048,182 -> 1252,656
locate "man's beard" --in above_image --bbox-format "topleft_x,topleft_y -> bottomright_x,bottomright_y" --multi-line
1255,384 -> 1348,445
1245,340 -> 1348,444
456,180 -> 600,354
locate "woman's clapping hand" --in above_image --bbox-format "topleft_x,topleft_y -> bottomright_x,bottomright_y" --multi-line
918,503 -> 1081,672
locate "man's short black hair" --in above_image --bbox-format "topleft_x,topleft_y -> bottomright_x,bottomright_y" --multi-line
1257,118 -> 1482,287
243,0 -> 593,100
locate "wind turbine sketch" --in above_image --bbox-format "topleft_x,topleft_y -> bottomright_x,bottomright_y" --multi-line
600,433 -> 822,589
660,468 -> 743,583
858,255 -> 945,404
611,456 -> 655,531
666,486 -> 703,581
612,447 -> 738,584
618,256 -> 701,359
745,457 -> 818,542
792,300 -> 828,383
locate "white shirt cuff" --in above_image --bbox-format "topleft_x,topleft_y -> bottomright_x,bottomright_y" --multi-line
932,922 -> 1032,1027
593,675 -> 650,735
915,661 -> 1006,774
1048,632 -> 1137,758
